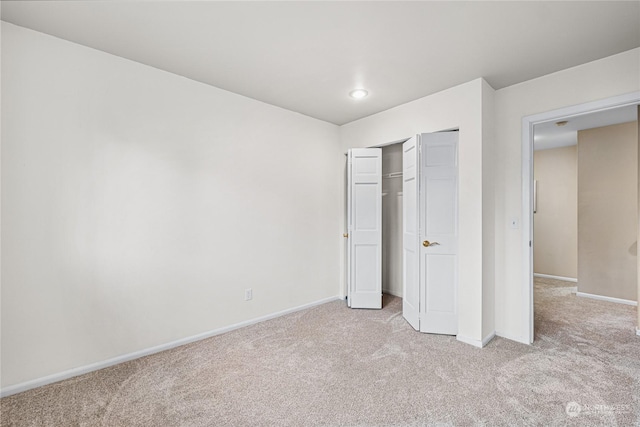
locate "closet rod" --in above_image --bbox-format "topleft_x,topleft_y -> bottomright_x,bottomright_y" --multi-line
382,172 -> 403,179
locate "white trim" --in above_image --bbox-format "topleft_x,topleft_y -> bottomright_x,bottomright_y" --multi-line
636,327 -> 640,337
522,115 -> 534,345
372,137 -> 411,148
534,273 -> 577,283
495,330 -> 529,345
456,331 -> 495,348
482,331 -> 496,347
522,91 -> 640,346
456,334 -> 481,348
0,295 -> 342,398
576,292 -> 638,306
382,289 -> 402,298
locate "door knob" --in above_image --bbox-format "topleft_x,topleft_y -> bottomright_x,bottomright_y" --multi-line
343,233 -> 349,238
423,240 -> 440,247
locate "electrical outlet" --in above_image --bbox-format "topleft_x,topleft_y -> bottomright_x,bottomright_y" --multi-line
244,288 -> 253,301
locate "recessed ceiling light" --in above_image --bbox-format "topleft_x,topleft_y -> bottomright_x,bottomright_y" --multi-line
556,120 -> 569,127
349,89 -> 368,99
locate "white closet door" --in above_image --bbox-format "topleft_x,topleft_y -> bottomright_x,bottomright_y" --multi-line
420,132 -> 459,335
402,136 -> 420,330
347,148 -> 382,309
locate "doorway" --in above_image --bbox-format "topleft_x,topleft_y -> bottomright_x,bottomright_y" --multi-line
522,92 -> 640,343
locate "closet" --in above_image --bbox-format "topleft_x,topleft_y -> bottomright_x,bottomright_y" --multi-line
381,144 -> 404,299
346,132 -> 459,335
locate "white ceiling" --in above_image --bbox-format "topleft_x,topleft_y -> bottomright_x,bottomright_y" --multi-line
534,105 -> 638,151
2,1 -> 639,125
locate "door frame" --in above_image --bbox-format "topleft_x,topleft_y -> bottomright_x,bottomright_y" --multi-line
521,91 -> 640,344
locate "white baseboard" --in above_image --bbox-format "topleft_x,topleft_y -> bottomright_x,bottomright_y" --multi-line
576,291 -> 637,306
495,331 -> 531,345
482,331 -> 496,347
0,295 -> 342,398
534,273 -> 577,283
382,288 -> 402,298
456,331 -> 495,348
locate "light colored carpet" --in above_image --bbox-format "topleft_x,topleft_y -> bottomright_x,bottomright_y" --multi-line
1,277 -> 639,426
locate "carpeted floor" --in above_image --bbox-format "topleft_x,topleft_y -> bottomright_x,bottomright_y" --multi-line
1,277 -> 639,426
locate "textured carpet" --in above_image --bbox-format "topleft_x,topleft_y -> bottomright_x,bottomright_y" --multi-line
1,277 -> 639,426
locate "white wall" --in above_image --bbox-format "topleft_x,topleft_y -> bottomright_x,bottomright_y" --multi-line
4,21 -> 638,393
340,78 -> 495,345
1,23 -> 343,389
494,48 -> 640,342
481,80 -> 495,340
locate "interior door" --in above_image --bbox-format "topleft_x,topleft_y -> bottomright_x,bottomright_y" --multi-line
402,136 -> 420,329
420,132 -> 459,335
347,148 -> 382,309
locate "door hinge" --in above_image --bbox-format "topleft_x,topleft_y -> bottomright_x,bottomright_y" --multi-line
529,240 -> 532,247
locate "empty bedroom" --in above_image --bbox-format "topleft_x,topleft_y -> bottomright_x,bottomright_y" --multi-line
1,1 -> 639,425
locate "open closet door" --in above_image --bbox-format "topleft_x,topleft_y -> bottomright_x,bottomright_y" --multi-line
420,132 -> 459,335
402,136 -> 420,330
347,148 -> 382,309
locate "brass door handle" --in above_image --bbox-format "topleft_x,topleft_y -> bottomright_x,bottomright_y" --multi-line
343,233 -> 349,238
423,240 -> 440,247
